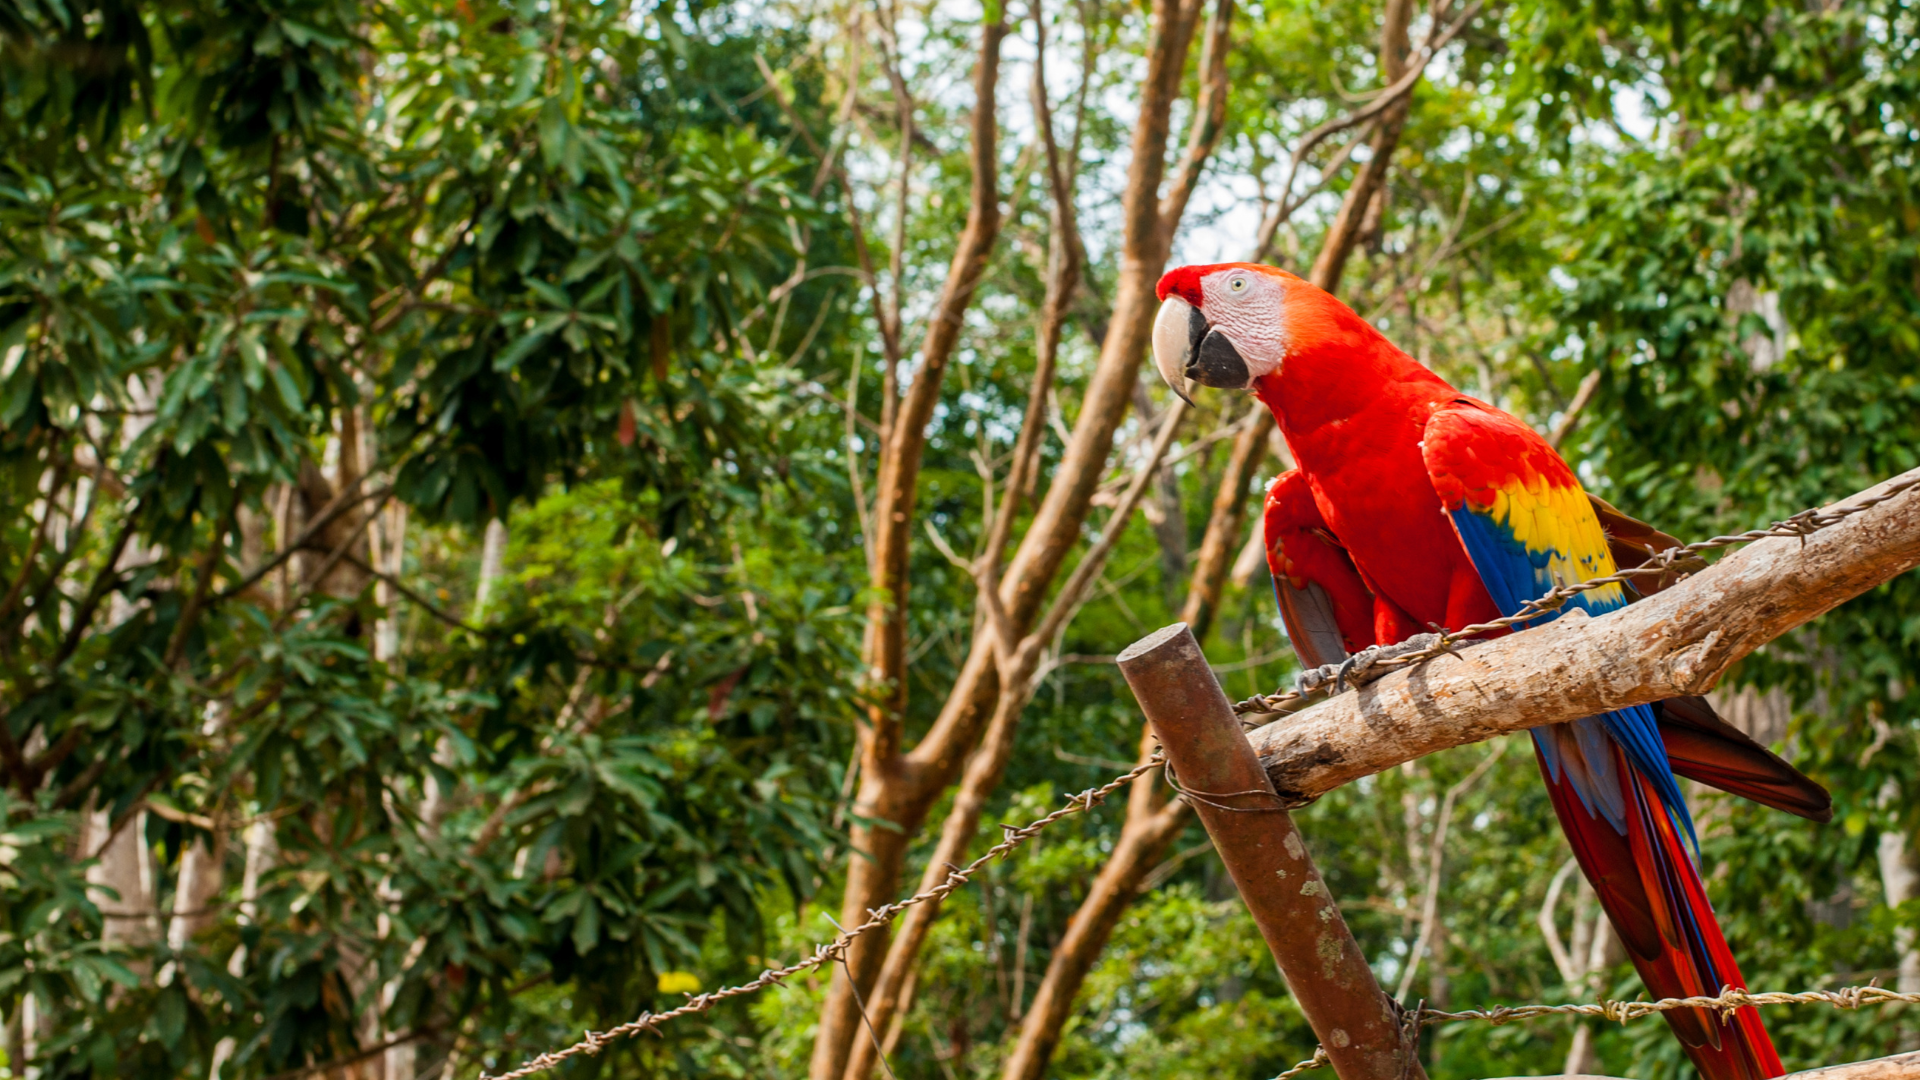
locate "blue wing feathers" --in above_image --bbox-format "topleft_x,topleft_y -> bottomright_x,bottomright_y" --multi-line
1424,408 -> 1776,1073
1448,507 -> 1625,621
1446,509 -> 1699,851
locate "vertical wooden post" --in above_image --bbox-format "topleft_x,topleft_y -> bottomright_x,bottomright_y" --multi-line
1116,623 -> 1424,1080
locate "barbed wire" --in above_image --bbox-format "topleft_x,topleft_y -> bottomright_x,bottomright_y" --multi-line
484,474 -> 1918,1080
1420,983 -> 1920,1025
479,754 -> 1164,1080
1270,1046 -> 1331,1080
1266,985 -> 1920,1080
1233,473 -> 1920,717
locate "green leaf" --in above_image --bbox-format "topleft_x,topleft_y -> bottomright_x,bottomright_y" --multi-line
538,98 -> 570,173
572,898 -> 601,954
493,314 -> 569,371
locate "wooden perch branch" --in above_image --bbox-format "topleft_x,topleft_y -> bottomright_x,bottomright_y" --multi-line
1246,468 -> 1920,802
1783,1051 -> 1920,1080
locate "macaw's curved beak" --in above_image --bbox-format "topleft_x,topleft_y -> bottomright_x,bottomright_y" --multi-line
1151,295 -> 1251,403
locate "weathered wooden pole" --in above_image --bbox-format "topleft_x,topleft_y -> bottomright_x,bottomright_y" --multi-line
1117,623 -> 1423,1080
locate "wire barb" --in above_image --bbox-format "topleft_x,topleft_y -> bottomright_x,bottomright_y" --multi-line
1269,1046 -> 1331,1080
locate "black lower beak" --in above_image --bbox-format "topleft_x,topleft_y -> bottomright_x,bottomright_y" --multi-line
1152,295 -> 1254,401
1189,329 -> 1251,389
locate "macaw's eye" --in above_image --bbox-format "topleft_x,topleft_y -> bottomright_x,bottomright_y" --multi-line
1228,276 -> 1248,293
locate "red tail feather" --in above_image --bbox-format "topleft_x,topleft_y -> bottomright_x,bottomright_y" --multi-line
1656,696 -> 1832,823
1534,737 -> 1785,1080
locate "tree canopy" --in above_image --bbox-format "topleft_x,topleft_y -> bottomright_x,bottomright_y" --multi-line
1,0 -> 1915,1078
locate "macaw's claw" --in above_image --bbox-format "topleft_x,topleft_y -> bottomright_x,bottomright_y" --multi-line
1292,632 -> 1448,696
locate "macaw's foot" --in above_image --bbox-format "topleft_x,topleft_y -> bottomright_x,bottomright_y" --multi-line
1292,632 -> 1448,696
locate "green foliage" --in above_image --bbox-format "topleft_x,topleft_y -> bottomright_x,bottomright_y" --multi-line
3,0 -> 1917,1076
0,0 -> 863,1076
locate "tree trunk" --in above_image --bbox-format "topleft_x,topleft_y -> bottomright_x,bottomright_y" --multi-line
1562,881 -> 1617,1075
473,517 -> 508,623
20,992 -> 50,1080
816,0 -> 1231,1068
167,834 -> 226,952
997,0 -> 1420,1060
84,806 -> 158,957
294,413 -> 374,605
843,678 -> 1036,1080
226,818 -> 277,977
1879,780 -> 1920,1052
842,396 -> 1187,1080
373,502 -> 409,662
1884,830 -> 1920,994
810,17 -> 1013,1077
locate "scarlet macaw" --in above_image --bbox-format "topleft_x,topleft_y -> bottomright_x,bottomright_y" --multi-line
1151,262 -> 1830,1080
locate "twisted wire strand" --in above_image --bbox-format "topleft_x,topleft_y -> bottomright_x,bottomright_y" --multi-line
1417,984 -> 1920,1026
1269,1046 -> 1331,1080
480,755 -> 1164,1080
1266,985 -> 1920,1079
1234,473 -> 1920,717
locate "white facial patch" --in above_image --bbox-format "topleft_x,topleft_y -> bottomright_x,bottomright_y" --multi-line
1202,271 -> 1289,378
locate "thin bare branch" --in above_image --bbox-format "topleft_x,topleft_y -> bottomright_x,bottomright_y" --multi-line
339,552 -> 484,635
1537,856 -> 1583,985
1251,126 -> 1370,263
1394,740 -> 1506,999
218,480 -> 389,602
1548,369 -> 1605,450
978,0 -> 1084,583
1034,403 -> 1188,647
1260,0 -> 1483,269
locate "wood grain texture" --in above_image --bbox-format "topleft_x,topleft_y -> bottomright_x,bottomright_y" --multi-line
1121,624 -> 1421,1080
1781,1051 -> 1920,1080
1245,468 -> 1920,803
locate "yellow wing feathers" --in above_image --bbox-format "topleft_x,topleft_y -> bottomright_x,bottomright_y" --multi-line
1480,477 -> 1625,605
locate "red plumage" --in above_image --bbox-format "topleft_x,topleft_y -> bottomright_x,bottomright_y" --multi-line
1158,262 -> 1824,1079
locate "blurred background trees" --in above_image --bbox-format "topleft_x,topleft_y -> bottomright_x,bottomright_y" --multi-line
0,0 -> 1913,1078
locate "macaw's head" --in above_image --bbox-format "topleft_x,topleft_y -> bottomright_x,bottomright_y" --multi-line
1151,262 -> 1309,404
